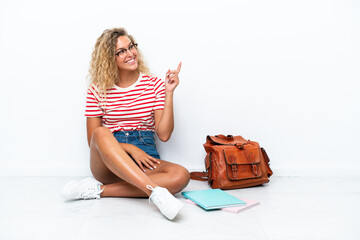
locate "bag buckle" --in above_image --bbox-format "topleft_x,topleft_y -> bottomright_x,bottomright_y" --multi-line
235,143 -> 246,150
251,164 -> 259,176
235,140 -> 250,150
231,164 -> 237,173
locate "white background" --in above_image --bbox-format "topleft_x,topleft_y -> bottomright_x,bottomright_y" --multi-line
0,0 -> 359,176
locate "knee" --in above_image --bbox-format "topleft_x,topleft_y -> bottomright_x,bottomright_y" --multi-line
168,166 -> 191,194
91,126 -> 111,143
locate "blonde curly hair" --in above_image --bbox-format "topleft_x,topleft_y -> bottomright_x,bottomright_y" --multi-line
88,28 -> 150,97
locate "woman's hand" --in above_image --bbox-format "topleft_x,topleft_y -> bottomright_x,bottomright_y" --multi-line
165,62 -> 182,93
128,146 -> 160,172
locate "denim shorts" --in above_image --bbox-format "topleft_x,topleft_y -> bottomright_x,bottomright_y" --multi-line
113,130 -> 161,159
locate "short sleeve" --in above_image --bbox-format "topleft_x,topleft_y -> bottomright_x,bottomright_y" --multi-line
153,77 -> 165,110
85,84 -> 104,117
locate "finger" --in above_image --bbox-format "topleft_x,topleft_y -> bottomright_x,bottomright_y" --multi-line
145,158 -> 157,169
169,77 -> 179,84
149,156 -> 161,164
177,62 -> 182,73
167,71 -> 177,79
167,75 -> 177,82
141,159 -> 153,170
136,161 -> 146,172
169,74 -> 179,80
168,70 -> 177,75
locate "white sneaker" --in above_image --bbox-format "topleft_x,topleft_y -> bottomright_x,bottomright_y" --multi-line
147,185 -> 184,220
62,177 -> 104,200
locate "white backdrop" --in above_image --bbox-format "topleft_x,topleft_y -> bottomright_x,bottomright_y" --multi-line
0,0 -> 359,176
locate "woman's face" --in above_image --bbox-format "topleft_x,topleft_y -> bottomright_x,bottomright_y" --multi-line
115,36 -> 138,72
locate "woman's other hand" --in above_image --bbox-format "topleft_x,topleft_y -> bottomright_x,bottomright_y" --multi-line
128,146 -> 160,172
165,62 -> 182,93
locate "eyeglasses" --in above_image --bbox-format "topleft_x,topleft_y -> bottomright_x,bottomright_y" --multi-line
115,43 -> 138,58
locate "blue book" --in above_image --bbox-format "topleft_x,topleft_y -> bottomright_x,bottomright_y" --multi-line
181,189 -> 246,210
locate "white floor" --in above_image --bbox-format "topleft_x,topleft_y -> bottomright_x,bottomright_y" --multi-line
1,176 -> 359,240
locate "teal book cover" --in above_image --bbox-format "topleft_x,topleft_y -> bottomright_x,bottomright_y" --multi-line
181,189 -> 246,210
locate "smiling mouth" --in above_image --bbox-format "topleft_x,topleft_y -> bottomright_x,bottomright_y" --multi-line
126,57 -> 136,64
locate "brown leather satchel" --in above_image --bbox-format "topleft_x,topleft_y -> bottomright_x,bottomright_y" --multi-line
190,135 -> 273,189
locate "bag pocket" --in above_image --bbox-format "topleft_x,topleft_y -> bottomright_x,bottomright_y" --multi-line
223,146 -> 263,180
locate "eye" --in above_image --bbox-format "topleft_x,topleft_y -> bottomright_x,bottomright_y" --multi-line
117,49 -> 126,55
128,45 -> 134,50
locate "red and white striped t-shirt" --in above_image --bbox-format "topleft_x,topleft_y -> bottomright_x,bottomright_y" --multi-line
85,73 -> 165,132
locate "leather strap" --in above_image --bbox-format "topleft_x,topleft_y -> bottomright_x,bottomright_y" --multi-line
207,135 -> 248,146
261,148 -> 273,177
190,172 -> 208,181
215,134 -> 234,140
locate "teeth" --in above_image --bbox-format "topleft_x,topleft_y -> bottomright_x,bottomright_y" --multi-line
127,58 -> 135,63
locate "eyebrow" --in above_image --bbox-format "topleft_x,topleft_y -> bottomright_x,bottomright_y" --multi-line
116,42 -> 133,52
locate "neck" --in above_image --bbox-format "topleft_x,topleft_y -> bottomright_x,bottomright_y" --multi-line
117,70 -> 139,88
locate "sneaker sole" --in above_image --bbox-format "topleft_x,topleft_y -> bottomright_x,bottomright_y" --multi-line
166,200 -> 184,220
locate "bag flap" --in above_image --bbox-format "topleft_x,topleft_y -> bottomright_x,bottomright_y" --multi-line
207,135 -> 248,146
223,147 -> 261,165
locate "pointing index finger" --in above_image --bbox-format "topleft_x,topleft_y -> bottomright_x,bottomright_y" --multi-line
176,62 -> 182,73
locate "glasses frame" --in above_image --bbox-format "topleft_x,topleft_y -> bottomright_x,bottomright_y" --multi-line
115,43 -> 138,58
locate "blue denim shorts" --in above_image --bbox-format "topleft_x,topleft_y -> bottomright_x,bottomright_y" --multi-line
113,130 -> 161,159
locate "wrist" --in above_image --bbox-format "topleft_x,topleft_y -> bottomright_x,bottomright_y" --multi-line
120,143 -> 135,153
165,91 -> 174,97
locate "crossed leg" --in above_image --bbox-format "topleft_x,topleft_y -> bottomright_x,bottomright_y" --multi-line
89,127 -> 190,197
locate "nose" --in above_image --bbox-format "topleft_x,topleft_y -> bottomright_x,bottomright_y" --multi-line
126,50 -> 135,57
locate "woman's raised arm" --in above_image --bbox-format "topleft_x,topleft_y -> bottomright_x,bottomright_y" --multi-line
154,62 -> 181,141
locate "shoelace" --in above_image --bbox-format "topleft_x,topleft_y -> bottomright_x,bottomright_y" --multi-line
147,185 -> 164,205
147,185 -> 154,204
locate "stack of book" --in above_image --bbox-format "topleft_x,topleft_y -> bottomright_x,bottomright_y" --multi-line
181,189 -> 259,214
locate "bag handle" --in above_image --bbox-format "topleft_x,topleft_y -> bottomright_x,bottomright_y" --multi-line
190,172 -> 208,181
215,134 -> 234,140
207,135 -> 248,146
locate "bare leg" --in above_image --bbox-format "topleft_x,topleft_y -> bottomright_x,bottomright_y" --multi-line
90,127 -> 190,197
100,160 -> 190,197
90,127 -> 158,196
